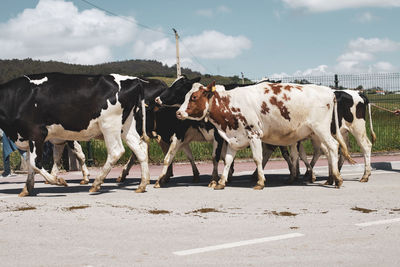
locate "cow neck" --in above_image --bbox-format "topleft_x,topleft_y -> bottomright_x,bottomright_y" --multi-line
205,92 -> 217,121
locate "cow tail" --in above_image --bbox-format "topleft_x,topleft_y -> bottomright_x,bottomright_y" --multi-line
368,103 -> 377,144
333,96 -> 356,164
140,86 -> 150,144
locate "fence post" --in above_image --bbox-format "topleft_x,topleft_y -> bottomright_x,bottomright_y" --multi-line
334,74 -> 339,89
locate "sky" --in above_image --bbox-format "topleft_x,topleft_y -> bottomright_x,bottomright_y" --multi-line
0,0 -> 399,80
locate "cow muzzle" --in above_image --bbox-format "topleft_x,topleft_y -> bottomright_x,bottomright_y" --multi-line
176,110 -> 186,120
155,96 -> 162,105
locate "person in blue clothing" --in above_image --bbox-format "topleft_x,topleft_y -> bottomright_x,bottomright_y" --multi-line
1,129 -> 26,177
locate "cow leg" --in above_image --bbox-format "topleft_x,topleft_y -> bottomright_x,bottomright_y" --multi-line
50,143 -> 64,178
215,145 -> 237,190
306,137 -> 322,182
90,130 -> 125,193
314,128 -> 342,188
117,153 -> 136,183
298,142 -> 315,182
181,143 -> 200,183
251,144 -> 277,181
68,141 -> 90,185
123,130 -> 149,193
159,140 -> 174,181
286,144 -> 299,184
20,141 -> 68,196
19,152 -> 35,197
154,135 -> 182,188
210,139 -> 221,188
249,138 -> 265,190
350,128 -> 372,182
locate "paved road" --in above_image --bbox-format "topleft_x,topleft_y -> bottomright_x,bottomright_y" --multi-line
0,155 -> 400,266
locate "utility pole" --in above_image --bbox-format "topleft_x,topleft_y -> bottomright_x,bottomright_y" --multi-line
241,72 -> 244,84
173,28 -> 182,78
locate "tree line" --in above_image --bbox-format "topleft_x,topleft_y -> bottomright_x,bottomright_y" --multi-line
0,58 -> 251,85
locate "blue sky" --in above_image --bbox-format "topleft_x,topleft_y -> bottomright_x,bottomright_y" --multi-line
0,0 -> 399,80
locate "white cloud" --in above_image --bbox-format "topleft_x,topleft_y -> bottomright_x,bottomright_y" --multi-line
0,0 -> 249,73
0,0 -> 136,64
348,37 -> 400,53
356,12 -> 375,23
133,30 -> 252,72
196,5 -> 232,17
337,51 -> 374,62
270,37 -> 399,77
335,37 -> 400,73
196,9 -> 213,17
281,0 -> 400,12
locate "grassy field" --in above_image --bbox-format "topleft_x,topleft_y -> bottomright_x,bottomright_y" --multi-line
1,93 -> 399,171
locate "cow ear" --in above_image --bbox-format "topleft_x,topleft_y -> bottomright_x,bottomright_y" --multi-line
206,81 -> 216,92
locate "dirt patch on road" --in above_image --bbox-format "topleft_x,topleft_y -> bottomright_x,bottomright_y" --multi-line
11,206 -> 37,212
148,209 -> 171,215
351,206 -> 377,213
63,205 -> 90,211
266,210 -> 298,217
187,208 -> 221,214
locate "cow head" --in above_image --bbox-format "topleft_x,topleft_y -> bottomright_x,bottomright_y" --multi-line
155,76 -> 201,107
176,81 -> 216,121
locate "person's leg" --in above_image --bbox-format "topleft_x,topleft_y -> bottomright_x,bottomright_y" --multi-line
2,136 -> 11,176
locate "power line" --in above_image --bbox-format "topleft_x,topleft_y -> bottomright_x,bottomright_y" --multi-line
79,0 -> 174,36
79,0 -> 213,73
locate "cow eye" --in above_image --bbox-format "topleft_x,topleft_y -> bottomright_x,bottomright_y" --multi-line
191,95 -> 197,101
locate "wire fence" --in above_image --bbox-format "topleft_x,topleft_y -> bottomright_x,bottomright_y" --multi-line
269,73 -> 400,152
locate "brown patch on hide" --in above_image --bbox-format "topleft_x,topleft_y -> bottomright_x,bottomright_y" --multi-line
261,101 -> 270,115
282,93 -> 291,101
270,83 -> 283,95
270,96 -> 291,121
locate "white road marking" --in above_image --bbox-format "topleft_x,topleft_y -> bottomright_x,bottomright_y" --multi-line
173,233 -> 304,256
355,218 -> 400,227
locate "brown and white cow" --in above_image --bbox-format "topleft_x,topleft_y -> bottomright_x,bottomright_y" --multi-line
176,81 -> 354,190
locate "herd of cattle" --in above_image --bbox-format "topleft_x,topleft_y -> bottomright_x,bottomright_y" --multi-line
0,73 -> 376,196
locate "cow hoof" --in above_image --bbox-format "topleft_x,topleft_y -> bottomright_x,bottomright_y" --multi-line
335,179 -> 343,188
89,185 -> 100,193
253,184 -> 264,190
324,180 -> 334,185
57,178 -> 68,187
80,179 -> 89,185
208,180 -> 217,188
18,187 -> 30,197
310,175 -> 316,183
214,184 -> 225,190
154,181 -> 161,188
135,187 -> 146,193
359,178 -> 369,183
44,180 -> 49,184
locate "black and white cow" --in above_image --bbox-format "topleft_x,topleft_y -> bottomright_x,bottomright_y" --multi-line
302,89 -> 376,184
117,77 -> 207,184
121,76 -> 234,187
0,73 -> 149,196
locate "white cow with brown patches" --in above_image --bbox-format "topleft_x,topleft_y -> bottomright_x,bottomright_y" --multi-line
176,81 -> 354,190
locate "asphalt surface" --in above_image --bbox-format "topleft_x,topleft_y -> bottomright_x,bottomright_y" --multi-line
1,154 -> 400,266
